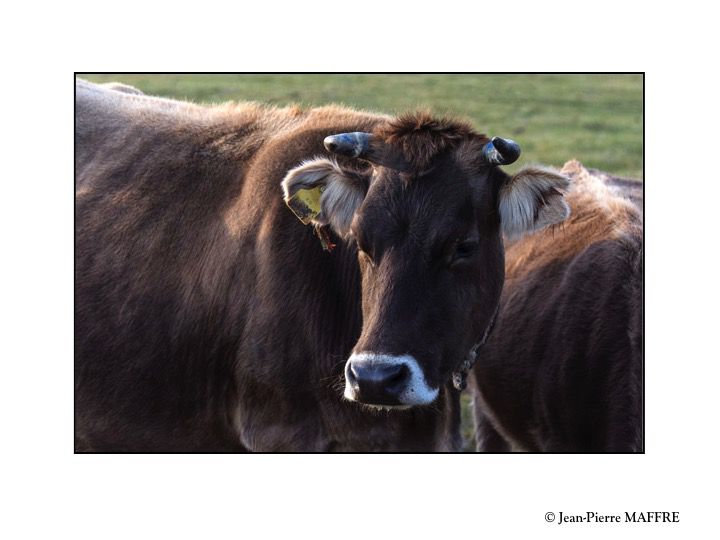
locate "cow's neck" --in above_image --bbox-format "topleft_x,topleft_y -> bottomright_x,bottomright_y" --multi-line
451,301 -> 501,391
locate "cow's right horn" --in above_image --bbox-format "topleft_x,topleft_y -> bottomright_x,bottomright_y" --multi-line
483,137 -> 521,165
324,132 -> 373,159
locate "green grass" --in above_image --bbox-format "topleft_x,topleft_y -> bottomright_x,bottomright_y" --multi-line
77,74 -> 642,451
78,74 -> 643,179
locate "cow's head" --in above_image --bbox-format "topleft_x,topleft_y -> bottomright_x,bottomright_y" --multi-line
282,114 -> 570,409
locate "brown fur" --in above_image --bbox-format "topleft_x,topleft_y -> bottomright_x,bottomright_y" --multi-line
373,111 -> 488,171
75,81 -> 476,451
75,79 -> 570,452
469,161 -> 643,452
505,160 -> 641,278
100,82 -> 145,95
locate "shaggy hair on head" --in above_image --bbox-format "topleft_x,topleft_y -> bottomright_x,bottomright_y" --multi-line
374,112 -> 489,169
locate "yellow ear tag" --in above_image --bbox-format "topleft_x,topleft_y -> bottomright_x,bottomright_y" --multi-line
286,186 -> 324,225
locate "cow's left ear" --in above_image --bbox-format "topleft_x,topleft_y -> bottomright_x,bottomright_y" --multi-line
282,157 -> 368,237
498,166 -> 571,238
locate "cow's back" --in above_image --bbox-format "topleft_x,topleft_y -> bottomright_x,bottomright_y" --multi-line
470,160 -> 643,452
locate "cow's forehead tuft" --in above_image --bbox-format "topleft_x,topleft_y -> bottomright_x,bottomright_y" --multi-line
373,111 -> 489,171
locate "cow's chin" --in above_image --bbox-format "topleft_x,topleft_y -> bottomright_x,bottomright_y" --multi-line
348,400 -> 414,412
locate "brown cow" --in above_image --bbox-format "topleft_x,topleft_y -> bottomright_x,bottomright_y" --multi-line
75,79 -> 570,451
469,160 -> 643,452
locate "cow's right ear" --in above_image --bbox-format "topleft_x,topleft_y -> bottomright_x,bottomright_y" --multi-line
282,157 -> 368,237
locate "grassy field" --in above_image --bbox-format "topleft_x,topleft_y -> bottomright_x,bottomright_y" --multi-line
77,73 -> 642,450
78,74 -> 643,179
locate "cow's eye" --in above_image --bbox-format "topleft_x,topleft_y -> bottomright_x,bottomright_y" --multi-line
452,240 -> 479,263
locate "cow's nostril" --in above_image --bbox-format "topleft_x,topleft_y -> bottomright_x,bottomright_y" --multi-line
385,364 -> 410,392
346,363 -> 358,385
349,362 -> 360,382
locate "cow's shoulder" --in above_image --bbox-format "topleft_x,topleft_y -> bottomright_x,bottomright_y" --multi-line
504,160 -> 642,281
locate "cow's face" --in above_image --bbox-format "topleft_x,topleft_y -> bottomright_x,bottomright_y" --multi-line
346,156 -> 504,407
282,116 -> 570,409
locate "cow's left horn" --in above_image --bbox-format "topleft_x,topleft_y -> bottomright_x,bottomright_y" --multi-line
483,136 -> 521,165
324,132 -> 373,158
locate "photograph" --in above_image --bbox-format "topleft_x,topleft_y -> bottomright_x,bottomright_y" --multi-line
7,1 -> 720,535
74,73 -> 643,453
